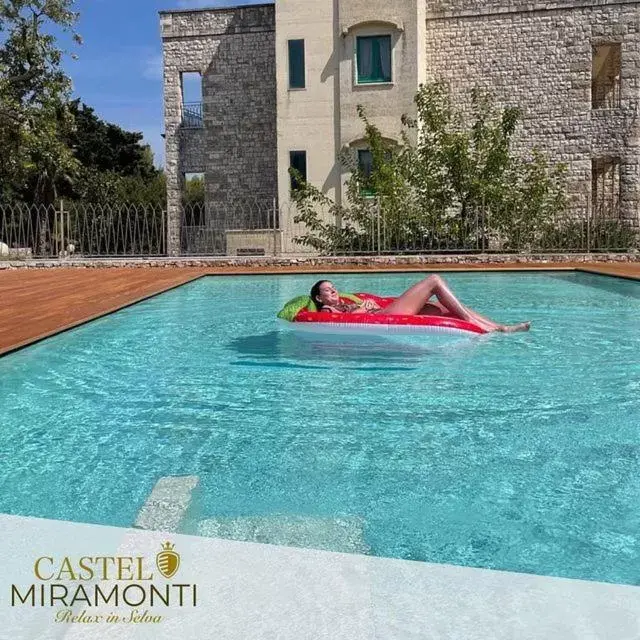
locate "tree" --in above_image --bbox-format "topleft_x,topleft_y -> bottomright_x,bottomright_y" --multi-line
0,1 -> 169,257
68,102 -> 166,207
181,173 -> 204,226
0,0 -> 81,204
292,82 -> 569,254
74,168 -> 166,206
399,84 -> 568,249
65,100 -> 158,180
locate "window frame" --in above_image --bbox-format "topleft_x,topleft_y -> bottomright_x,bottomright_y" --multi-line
355,146 -> 394,196
180,71 -> 204,128
591,42 -> 622,110
355,34 -> 393,85
289,150 -> 307,193
357,149 -> 376,197
288,39 -> 306,90
591,157 -> 621,219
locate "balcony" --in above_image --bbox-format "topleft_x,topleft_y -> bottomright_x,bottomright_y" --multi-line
182,102 -> 203,128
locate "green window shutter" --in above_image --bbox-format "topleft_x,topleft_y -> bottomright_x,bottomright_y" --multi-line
356,35 -> 392,84
288,39 -> 306,89
289,150 -> 307,193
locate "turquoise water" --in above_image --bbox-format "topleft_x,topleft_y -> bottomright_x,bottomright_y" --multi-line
1,272 -> 639,585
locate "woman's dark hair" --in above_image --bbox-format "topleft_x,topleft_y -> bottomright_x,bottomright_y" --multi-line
310,280 -> 331,309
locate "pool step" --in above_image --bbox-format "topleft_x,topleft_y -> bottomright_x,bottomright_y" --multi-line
197,515 -> 369,555
134,475 -> 199,533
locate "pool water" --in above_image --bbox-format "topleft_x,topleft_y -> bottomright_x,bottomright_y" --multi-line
1,272 -> 639,585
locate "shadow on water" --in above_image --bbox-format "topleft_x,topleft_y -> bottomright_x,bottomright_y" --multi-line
227,330 -> 482,370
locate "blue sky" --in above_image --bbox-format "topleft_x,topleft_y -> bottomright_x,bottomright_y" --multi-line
64,0 -> 269,167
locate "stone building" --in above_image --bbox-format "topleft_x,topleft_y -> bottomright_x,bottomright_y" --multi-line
161,0 -> 640,255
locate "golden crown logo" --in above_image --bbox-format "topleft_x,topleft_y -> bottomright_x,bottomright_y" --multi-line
156,542 -> 180,579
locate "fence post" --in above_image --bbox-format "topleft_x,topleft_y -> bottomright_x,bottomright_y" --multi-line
162,206 -> 167,256
67,205 -> 70,257
376,197 -> 381,256
59,200 -> 65,260
484,203 -> 489,253
586,193 -> 591,253
272,196 -> 278,256
479,198 -> 484,252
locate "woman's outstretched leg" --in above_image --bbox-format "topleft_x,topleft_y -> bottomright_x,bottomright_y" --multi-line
379,275 -> 530,332
380,275 -> 475,322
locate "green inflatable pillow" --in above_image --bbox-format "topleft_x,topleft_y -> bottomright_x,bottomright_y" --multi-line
277,293 -> 363,321
277,296 -> 313,321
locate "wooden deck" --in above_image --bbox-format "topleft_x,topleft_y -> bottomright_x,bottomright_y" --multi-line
0,268 -> 208,356
1,261 -> 639,356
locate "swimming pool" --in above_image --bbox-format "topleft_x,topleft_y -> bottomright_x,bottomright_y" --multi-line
1,272 -> 639,585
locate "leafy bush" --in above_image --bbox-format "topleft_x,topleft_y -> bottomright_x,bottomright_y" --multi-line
538,218 -> 639,252
292,82 -> 572,254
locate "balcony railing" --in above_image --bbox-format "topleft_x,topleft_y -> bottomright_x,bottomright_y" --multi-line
182,102 -> 203,128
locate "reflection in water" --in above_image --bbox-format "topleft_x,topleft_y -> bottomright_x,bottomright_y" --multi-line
228,330 -> 484,369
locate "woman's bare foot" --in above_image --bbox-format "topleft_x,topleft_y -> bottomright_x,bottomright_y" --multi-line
497,321 -> 531,333
474,319 -> 502,333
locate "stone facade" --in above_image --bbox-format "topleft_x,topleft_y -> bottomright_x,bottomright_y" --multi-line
425,0 -> 640,226
161,5 -> 277,255
2,252 -> 639,270
162,0 -> 640,255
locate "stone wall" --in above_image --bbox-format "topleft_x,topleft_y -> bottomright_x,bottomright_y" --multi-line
2,253 -> 639,270
162,5 -> 277,255
424,0 -> 640,227
179,129 -> 206,174
426,0 -> 640,18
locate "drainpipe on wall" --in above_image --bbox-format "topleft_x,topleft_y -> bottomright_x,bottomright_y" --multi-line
334,0 -> 342,222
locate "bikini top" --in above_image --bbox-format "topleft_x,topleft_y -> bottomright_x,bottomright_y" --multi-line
320,301 -> 360,313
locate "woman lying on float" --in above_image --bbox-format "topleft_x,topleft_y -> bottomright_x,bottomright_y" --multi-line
310,276 -> 530,334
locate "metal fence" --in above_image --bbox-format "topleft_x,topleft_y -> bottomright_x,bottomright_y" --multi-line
278,198 -> 639,257
1,199 -> 638,259
0,202 -> 166,258
299,199 -> 639,256
180,198 -> 287,256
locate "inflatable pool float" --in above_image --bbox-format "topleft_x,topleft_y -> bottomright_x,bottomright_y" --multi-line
277,292 -> 487,337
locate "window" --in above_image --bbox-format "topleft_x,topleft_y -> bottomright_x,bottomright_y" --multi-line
356,35 -> 392,84
592,158 -> 621,218
289,150 -> 307,192
182,172 -> 205,226
181,72 -> 203,127
358,149 -> 373,178
357,148 -> 392,195
288,39 -> 305,89
358,149 -> 375,196
592,43 -> 621,109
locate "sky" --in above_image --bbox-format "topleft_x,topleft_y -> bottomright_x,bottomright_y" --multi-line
63,0 -> 270,167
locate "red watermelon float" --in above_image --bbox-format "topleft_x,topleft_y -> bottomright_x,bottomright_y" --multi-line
277,292 -> 487,337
